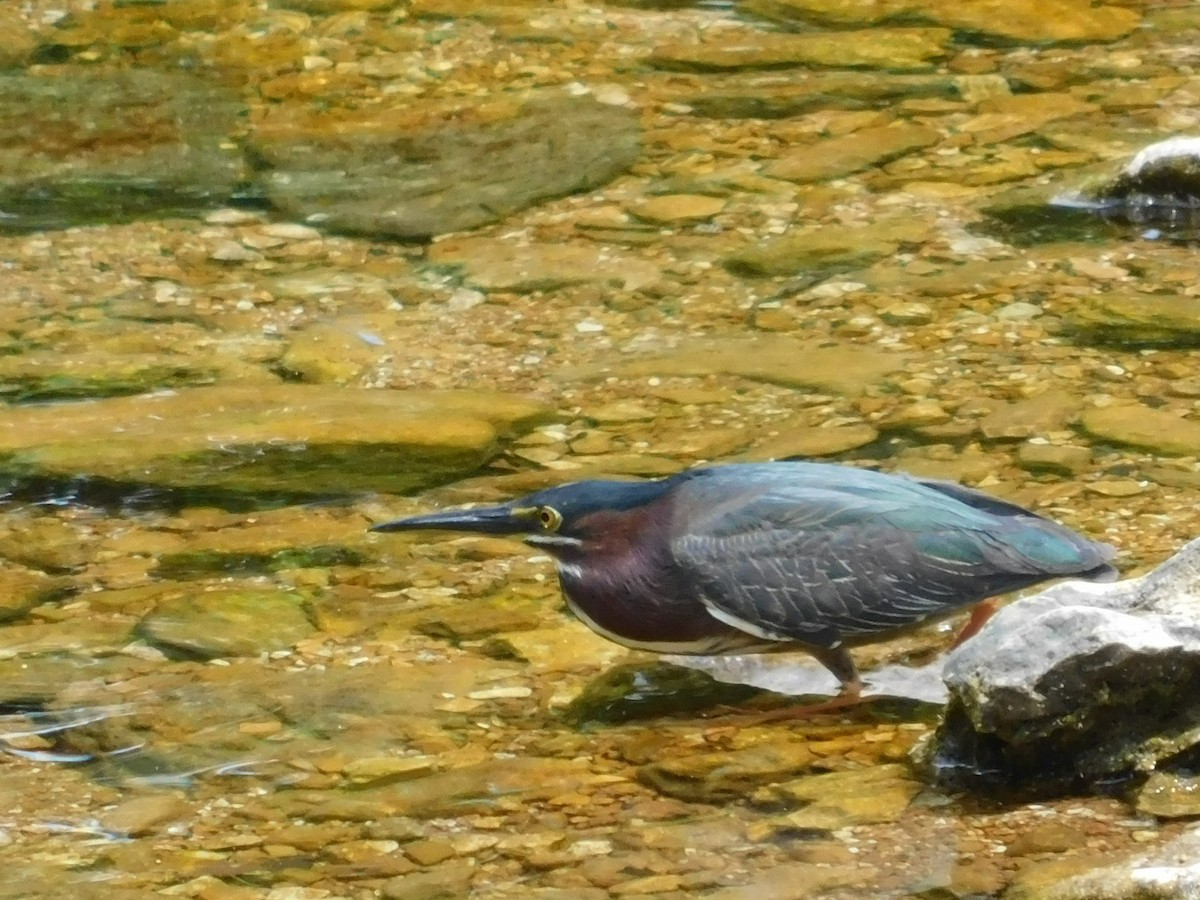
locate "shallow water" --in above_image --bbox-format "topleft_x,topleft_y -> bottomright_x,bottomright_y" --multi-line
2,0 -> 1200,897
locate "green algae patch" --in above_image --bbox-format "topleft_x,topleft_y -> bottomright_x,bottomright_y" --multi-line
0,384 -> 557,500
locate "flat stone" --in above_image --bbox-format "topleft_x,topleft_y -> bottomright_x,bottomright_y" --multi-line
138,589 -> 316,658
630,194 -> 726,224
705,861 -> 868,899
381,861 -> 473,900
0,565 -> 72,623
610,874 -> 683,896
922,0 -> 1138,45
376,594 -> 546,644
1086,479 -> 1148,498
1017,827 -> 1200,899
957,94 -> 1097,147
742,423 -> 879,460
343,757 -> 439,787
0,70 -> 243,229
674,71 -> 958,118
403,839 -> 456,867
1064,293 -> 1200,348
648,28 -> 950,73
0,384 -> 554,498
428,238 -> 660,293
638,741 -> 815,802
1137,771 -> 1200,819
563,661 -> 762,726
99,794 -> 191,837
306,757 -> 599,819
879,398 -> 951,430
0,619 -> 134,661
408,0 -> 544,22
766,124 -> 940,183
977,392 -> 1082,441
879,300 -> 935,326
278,316 -> 399,384
604,335 -> 909,398
725,218 -> 932,277
1081,403 -> 1200,457
0,346 -> 232,404
752,764 -> 921,830
741,0 -> 1139,46
1006,821 -> 1090,856
250,89 -> 640,240
1017,442 -> 1093,476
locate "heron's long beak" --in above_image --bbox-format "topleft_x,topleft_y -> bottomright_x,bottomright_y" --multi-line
370,504 -> 529,536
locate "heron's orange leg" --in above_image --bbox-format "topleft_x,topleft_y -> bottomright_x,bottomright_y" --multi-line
949,599 -> 998,649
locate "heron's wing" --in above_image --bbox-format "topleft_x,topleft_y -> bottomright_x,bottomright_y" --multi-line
669,472 -> 1108,649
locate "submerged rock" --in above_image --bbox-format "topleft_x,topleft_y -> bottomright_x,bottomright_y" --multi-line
741,0 -> 1139,46
638,739 -> 817,802
598,334 -> 910,398
1019,825 -> 1200,899
1080,403 -> 1200,457
750,764 -> 922,830
1064,293 -> 1200,348
673,71 -> 958,119
561,661 -> 763,726
724,218 -> 932,278
138,589 -> 316,658
0,70 -> 243,230
0,565 -> 72,623
647,28 -> 950,73
764,123 -> 940,184
0,384 -> 555,500
928,538 -> 1200,794
249,89 -> 641,241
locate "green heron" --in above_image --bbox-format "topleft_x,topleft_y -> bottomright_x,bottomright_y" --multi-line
372,463 -> 1115,700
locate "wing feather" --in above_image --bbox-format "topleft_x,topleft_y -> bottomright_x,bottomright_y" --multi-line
668,467 -> 1110,649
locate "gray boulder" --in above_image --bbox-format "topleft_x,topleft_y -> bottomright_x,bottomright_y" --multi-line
927,537 -> 1200,794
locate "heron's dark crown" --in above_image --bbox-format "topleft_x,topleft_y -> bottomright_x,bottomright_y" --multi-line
517,476 -> 679,534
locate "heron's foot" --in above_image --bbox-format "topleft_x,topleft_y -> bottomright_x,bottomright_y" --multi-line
949,599 -> 998,649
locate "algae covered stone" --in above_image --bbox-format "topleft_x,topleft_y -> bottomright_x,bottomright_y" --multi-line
0,70 -> 243,230
1064,293 -> 1200,348
0,384 -> 556,499
1081,404 -> 1200,457
249,89 -> 641,240
139,588 -> 316,658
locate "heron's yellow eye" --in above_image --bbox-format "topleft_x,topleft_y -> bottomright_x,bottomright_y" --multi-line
538,507 -> 562,531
